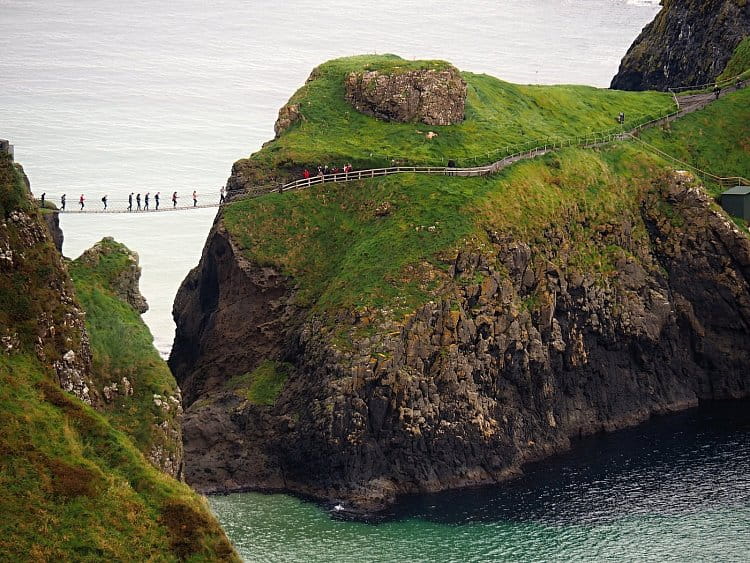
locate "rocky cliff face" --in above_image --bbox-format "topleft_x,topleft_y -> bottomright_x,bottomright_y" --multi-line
344,66 -> 466,125
42,210 -> 64,252
1,161 -> 95,405
611,0 -> 750,91
170,172 -> 750,511
169,222 -> 299,407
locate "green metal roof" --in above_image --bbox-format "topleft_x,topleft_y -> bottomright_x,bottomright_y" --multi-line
722,186 -> 750,196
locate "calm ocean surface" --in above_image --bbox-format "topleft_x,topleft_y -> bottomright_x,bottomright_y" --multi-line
210,402 -> 750,562
5,2 -> 749,561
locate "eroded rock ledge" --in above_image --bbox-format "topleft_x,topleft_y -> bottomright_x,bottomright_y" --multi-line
344,66 -> 467,125
171,173 -> 750,513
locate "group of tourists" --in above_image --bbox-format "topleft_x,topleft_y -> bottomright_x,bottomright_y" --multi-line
52,186 -> 229,212
302,163 -> 354,179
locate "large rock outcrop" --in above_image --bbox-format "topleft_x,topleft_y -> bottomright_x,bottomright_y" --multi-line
74,236 -> 149,314
611,0 -> 750,91
344,66 -> 467,125
170,172 -> 750,512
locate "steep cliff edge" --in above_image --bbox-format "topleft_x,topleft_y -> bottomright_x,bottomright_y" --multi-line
611,0 -> 750,91
171,56 -> 750,513
173,163 -> 750,512
70,238 -> 183,477
0,154 -> 237,560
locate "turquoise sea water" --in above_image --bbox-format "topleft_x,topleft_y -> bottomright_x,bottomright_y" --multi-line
210,402 -> 750,562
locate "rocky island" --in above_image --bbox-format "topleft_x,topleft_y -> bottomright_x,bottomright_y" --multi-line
169,45 -> 750,513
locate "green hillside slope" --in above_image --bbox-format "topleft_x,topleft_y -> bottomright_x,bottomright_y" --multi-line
638,87 -> 750,193
232,54 -> 675,183
70,238 -> 183,475
0,154 -> 237,561
223,55 -> 747,329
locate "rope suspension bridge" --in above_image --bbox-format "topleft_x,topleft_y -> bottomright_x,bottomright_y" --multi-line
41,76 -> 750,215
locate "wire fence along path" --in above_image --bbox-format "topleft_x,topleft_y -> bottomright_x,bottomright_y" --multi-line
50,80 -> 749,214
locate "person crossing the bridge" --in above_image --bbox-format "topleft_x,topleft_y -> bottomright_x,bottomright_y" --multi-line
128,192 -> 133,212
192,190 -> 198,207
136,193 -> 141,211
144,192 -> 150,210
101,194 -> 108,210
79,194 -> 85,210
155,191 -> 160,210
219,185 -> 226,204
60,194 -> 66,211
172,191 -> 178,208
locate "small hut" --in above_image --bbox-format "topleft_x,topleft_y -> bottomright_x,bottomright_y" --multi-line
720,186 -> 750,221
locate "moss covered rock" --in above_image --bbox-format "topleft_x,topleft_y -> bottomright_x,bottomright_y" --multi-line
344,65 -> 466,125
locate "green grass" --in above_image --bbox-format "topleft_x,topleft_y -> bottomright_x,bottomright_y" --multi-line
718,37 -> 750,81
222,57 -> 750,329
232,54 -> 674,184
69,241 -> 182,462
639,87 -> 750,195
226,144 -> 666,318
0,355 -> 237,562
0,156 -> 238,561
229,360 -> 292,406
0,155 -> 32,218
223,55 -> 689,319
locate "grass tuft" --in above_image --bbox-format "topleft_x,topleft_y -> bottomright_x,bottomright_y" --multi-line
229,360 -> 292,406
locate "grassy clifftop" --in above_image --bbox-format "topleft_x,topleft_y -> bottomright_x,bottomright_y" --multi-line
224,56 -> 748,320
0,155 -> 237,561
223,56 -> 748,325
232,54 -> 674,183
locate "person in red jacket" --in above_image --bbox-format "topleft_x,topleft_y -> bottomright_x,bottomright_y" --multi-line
79,194 -> 85,210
